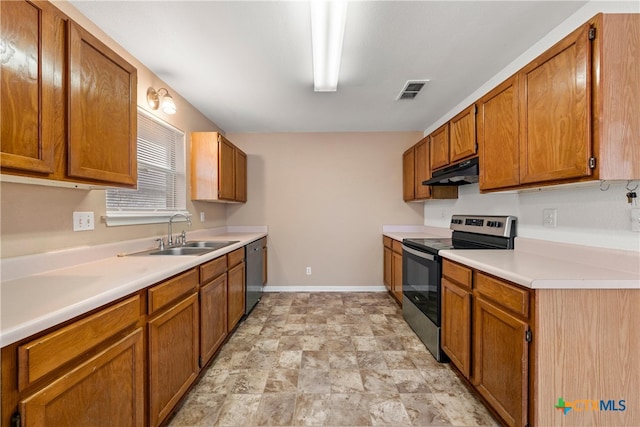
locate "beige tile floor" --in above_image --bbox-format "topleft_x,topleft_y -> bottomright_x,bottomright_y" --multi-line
168,292 -> 499,427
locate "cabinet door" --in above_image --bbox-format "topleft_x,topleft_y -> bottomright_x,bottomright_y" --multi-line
200,273 -> 228,365
235,148 -> 247,202
227,262 -> 245,332
148,293 -> 199,427
414,137 -> 431,199
383,246 -> 392,291
391,249 -> 403,303
402,147 -> 415,201
449,104 -> 477,163
479,75 -> 520,191
519,22 -> 592,184
218,136 -> 236,200
20,328 -> 144,427
0,0 -> 60,174
441,278 -> 471,378
67,21 -> 137,187
430,124 -> 449,170
473,298 -> 528,427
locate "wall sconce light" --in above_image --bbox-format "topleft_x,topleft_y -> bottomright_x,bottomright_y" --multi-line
147,87 -> 177,114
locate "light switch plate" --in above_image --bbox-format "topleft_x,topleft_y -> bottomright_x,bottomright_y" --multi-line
73,211 -> 94,231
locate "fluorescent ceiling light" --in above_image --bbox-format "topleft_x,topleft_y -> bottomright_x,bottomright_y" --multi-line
310,0 -> 348,92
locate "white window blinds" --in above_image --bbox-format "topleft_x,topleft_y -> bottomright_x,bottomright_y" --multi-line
105,109 -> 187,226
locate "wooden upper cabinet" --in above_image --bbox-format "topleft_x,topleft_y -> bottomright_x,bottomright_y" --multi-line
0,1 -> 137,188
67,21 -> 137,186
449,104 -> 477,163
479,75 -> 520,191
430,123 -> 450,171
519,22 -> 593,185
402,146 -> 415,201
218,136 -> 236,200
414,137 -> 431,199
0,0 -> 62,174
235,148 -> 247,202
403,137 -> 458,202
191,132 -> 247,203
591,14 -> 640,180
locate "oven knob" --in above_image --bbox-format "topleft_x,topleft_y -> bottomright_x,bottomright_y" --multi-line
487,221 -> 495,227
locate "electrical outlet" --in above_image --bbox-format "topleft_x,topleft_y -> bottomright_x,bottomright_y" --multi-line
200,212 -> 205,222
542,208 -> 557,228
73,211 -> 94,231
306,267 -> 312,275
631,208 -> 640,232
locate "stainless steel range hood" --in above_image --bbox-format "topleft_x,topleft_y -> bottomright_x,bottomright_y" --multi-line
422,157 -> 479,186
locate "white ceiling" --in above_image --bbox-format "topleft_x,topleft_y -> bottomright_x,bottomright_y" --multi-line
70,1 -> 587,133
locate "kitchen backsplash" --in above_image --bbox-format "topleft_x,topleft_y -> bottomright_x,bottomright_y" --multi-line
424,181 -> 640,252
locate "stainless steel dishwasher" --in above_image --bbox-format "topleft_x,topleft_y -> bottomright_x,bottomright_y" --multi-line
245,238 -> 265,314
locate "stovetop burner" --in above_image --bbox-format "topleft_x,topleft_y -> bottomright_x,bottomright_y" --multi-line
403,214 -> 517,254
403,238 -> 453,252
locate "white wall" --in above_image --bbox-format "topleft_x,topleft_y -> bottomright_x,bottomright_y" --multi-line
226,132 -> 424,288
425,182 -> 639,251
424,0 -> 640,252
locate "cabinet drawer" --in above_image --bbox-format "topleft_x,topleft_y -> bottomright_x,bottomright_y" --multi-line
227,248 -> 244,269
443,259 -> 472,289
383,236 -> 392,248
475,273 -> 530,318
200,256 -> 226,284
148,268 -> 199,315
391,239 -> 403,253
18,294 -> 141,390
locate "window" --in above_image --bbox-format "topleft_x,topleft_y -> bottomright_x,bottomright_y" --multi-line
105,108 -> 188,226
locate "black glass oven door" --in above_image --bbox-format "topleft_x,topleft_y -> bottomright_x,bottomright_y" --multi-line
402,245 -> 441,326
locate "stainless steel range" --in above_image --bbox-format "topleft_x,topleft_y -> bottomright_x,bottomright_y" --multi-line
402,214 -> 517,361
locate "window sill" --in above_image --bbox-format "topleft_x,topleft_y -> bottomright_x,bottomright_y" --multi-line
104,211 -> 191,227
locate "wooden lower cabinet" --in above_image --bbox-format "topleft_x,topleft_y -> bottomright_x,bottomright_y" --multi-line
391,249 -> 403,303
148,293 -> 199,427
441,277 -> 471,378
441,260 -> 530,427
382,236 -> 403,305
383,245 -> 392,291
473,298 -> 529,427
19,328 -> 145,427
2,240 -> 265,427
200,273 -> 228,364
227,261 -> 246,332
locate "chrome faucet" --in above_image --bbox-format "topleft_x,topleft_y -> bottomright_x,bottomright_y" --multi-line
168,213 -> 192,246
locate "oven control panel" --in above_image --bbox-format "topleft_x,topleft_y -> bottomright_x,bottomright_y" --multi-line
449,215 -> 516,237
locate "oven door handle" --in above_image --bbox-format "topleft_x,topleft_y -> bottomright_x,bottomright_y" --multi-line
402,245 -> 436,261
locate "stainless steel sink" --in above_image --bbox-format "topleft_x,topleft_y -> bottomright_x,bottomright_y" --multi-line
128,240 -> 239,256
149,247 -> 215,256
183,240 -> 239,250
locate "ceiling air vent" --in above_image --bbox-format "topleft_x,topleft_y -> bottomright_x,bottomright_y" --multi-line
396,80 -> 429,101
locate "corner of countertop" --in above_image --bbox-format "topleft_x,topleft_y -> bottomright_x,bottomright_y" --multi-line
382,224 -> 451,241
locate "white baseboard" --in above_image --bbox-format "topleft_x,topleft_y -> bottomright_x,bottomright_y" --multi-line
263,285 -> 387,293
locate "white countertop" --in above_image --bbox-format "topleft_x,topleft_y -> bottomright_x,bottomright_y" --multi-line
440,238 -> 640,290
382,224 -> 452,242
0,227 -> 267,347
